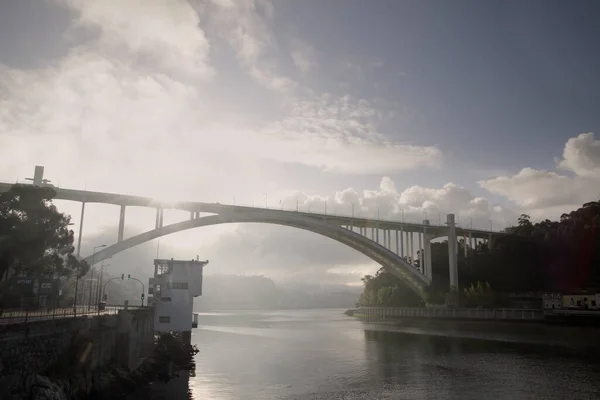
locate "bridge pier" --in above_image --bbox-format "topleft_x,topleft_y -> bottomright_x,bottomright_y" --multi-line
118,205 -> 126,243
418,231 -> 423,273
408,232 -> 414,262
447,214 -> 458,291
400,228 -> 404,257
424,232 -> 433,279
76,202 -> 86,257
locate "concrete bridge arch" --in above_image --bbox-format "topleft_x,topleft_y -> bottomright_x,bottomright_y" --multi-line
83,212 -> 431,299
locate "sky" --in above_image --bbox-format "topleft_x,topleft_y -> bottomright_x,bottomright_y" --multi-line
1,0 -> 600,286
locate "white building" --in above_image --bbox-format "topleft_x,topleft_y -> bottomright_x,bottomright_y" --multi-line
148,258 -> 207,333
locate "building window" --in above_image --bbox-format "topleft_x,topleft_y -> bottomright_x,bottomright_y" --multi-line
168,282 -> 188,290
159,316 -> 170,323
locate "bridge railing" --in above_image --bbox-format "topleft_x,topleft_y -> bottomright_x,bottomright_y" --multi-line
228,202 -> 501,232
0,304 -> 148,326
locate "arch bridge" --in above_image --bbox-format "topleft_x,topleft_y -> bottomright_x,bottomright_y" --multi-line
0,167 -> 506,299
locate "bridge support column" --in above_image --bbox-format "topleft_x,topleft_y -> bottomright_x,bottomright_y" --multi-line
469,232 -> 473,252
395,230 -> 399,255
408,232 -> 413,262
155,208 -> 164,229
76,202 -> 86,258
447,214 -> 458,292
118,205 -> 126,243
488,233 -> 495,250
418,231 -> 423,273
376,225 -> 380,244
190,211 -> 194,220
387,230 -> 391,251
400,228 -> 404,257
464,234 -> 468,257
424,233 -> 433,279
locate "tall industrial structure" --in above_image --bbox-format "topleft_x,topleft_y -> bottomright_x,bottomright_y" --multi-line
148,258 -> 208,338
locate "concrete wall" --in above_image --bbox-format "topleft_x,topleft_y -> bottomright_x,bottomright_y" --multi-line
0,308 -> 154,378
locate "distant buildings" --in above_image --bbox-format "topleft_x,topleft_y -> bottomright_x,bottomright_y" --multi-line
543,292 -> 600,310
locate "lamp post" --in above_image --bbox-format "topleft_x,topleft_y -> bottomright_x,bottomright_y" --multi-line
96,260 -> 110,305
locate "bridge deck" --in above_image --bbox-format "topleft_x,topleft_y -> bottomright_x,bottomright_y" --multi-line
0,182 -> 505,238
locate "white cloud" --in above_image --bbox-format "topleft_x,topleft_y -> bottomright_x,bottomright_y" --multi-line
262,94 -> 442,174
56,0 -> 213,79
479,132 -> 600,219
557,132 -> 600,178
0,2 -> 441,196
0,0 -> 451,286
204,0 -> 296,91
283,177 -> 512,229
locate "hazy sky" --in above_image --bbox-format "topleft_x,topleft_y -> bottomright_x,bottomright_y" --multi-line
2,0 -> 600,285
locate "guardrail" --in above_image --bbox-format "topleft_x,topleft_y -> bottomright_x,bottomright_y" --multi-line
0,304 -> 147,325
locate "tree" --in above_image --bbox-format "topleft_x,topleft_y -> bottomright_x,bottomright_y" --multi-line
0,185 -> 88,290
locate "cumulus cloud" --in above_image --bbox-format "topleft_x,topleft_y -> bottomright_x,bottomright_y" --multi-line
479,132 -> 600,219
279,177 -> 512,230
557,132 -> 600,178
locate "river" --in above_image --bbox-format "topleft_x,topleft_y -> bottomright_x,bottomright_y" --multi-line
180,309 -> 600,399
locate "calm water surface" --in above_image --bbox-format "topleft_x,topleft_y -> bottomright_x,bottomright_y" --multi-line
184,309 -> 600,399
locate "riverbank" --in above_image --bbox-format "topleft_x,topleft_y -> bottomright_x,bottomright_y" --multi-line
349,306 -> 544,321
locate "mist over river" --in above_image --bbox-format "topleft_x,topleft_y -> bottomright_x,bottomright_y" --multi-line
175,309 -> 600,399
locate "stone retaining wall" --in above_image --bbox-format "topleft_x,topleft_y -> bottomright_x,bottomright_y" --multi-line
357,307 -> 544,321
0,308 -> 155,399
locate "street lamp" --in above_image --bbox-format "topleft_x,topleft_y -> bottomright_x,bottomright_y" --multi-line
96,260 -> 110,305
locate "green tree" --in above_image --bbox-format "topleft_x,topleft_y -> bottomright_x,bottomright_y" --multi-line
0,185 -> 88,295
